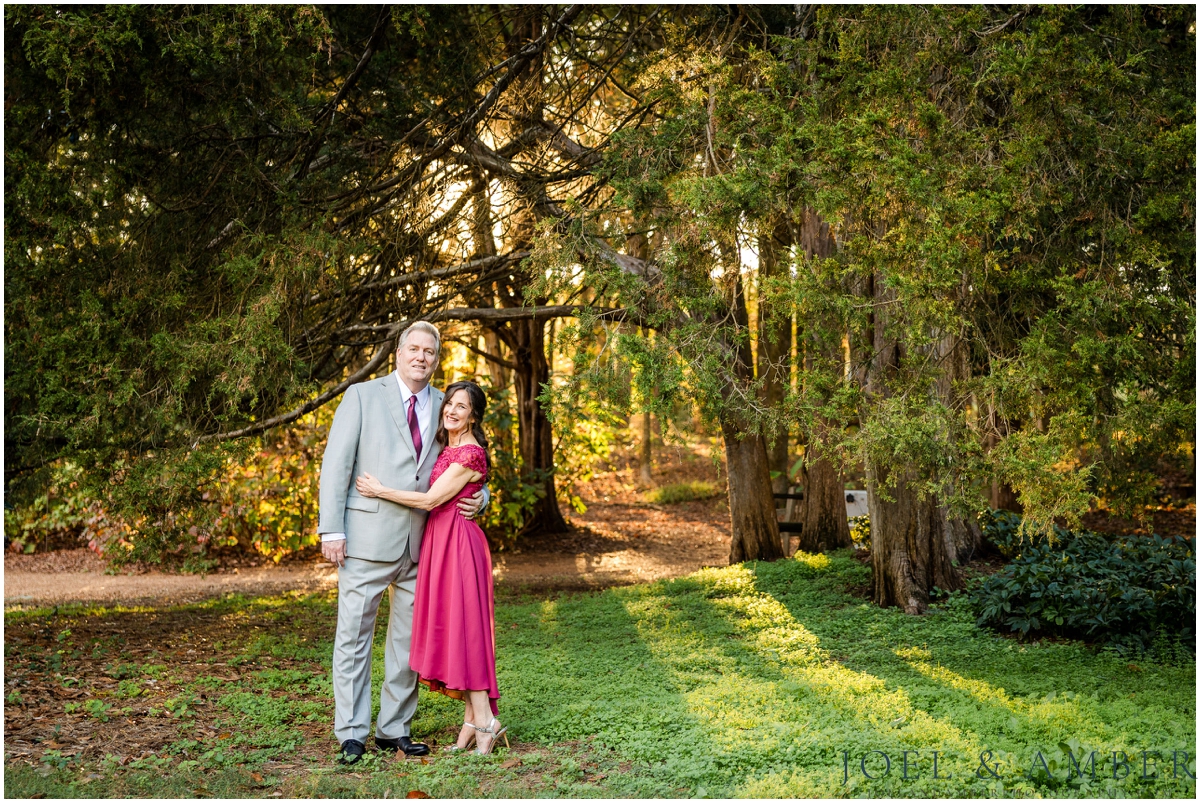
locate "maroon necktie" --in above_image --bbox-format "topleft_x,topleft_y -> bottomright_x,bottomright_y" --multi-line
407,395 -> 423,457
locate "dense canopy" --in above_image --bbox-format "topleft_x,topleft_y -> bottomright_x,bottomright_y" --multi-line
6,5 -> 1194,603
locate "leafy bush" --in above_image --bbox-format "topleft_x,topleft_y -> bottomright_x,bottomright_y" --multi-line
972,511 -> 1195,655
4,461 -> 134,556
978,508 -> 1069,558
205,410 -> 328,561
8,381 -> 603,562
848,514 -> 870,546
4,462 -> 94,553
644,480 -> 719,504
473,385 -> 546,549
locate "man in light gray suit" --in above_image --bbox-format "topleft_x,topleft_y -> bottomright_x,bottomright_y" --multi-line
318,321 -> 485,763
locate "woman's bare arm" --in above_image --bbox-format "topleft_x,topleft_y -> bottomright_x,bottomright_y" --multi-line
356,463 -> 482,511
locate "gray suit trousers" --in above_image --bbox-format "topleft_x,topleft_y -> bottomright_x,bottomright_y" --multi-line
333,554 -> 419,743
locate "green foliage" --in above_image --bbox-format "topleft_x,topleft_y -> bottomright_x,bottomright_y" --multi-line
848,514 -> 870,547
645,481 -> 719,505
204,408 -> 329,561
973,511 -> 1196,655
3,462 -> 93,553
558,5 -> 1196,544
3,5 -> 503,559
475,384 -> 544,547
537,355 -> 630,516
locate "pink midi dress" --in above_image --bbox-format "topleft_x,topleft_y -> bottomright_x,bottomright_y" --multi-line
408,443 -> 499,715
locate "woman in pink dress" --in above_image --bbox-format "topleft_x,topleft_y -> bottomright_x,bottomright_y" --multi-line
354,380 -> 506,755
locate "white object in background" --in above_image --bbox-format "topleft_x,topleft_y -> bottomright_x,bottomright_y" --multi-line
845,490 -> 869,518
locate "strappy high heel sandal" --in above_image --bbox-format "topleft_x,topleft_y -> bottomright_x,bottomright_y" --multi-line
473,717 -> 509,755
444,722 -> 476,753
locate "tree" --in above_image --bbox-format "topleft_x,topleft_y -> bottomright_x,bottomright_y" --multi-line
5,4 -> 659,550
539,7 -> 800,563
772,6 -> 1194,610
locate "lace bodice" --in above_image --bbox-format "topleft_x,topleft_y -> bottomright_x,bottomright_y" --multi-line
430,443 -> 488,508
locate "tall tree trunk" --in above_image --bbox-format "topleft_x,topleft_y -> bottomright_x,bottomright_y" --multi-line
725,425 -> 785,563
489,6 -> 565,536
867,465 -> 963,613
640,411 -> 653,483
795,209 -> 852,551
932,331 -> 985,565
864,271 -> 962,612
757,222 -> 793,495
985,403 -> 1023,513
510,317 -> 568,534
798,455 -> 852,552
629,232 -> 654,485
722,268 -> 783,563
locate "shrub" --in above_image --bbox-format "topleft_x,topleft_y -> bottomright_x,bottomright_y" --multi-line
645,480 -> 719,504
971,511 -> 1195,655
3,460 -> 127,554
848,514 -> 870,546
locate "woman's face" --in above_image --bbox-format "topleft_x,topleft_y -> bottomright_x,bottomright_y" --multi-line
442,389 -> 474,436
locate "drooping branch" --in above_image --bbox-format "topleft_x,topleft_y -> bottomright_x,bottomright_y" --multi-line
193,336 -> 396,445
307,251 -> 530,304
447,335 -> 520,371
195,304 -> 630,445
294,6 -> 393,181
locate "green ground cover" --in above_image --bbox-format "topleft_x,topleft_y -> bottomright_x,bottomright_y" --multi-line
5,551 -> 1195,798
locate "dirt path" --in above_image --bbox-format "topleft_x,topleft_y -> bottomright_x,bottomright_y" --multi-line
3,551 -> 340,607
4,445 -> 733,607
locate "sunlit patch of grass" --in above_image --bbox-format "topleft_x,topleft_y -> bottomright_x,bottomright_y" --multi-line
792,550 -> 831,572
644,481 -> 719,504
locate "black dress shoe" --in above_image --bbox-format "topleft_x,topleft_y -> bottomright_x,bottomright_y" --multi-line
339,739 -> 367,764
375,735 -> 430,757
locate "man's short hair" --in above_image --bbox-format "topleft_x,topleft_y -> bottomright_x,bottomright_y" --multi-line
397,321 -> 441,355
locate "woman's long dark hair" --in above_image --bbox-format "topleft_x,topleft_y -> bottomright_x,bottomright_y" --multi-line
434,381 -> 490,470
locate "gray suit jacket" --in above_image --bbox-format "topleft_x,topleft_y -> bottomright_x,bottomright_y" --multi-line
318,373 -> 444,563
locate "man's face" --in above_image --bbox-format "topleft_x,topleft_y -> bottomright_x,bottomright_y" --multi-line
396,330 -> 438,391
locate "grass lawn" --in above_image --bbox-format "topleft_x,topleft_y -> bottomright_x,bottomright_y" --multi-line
4,550 -> 1195,798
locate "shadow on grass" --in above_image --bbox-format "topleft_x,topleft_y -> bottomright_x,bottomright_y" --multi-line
5,558 -> 1194,799
740,552 -> 1197,796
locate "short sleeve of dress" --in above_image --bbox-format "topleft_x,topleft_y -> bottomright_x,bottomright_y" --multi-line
454,444 -> 488,479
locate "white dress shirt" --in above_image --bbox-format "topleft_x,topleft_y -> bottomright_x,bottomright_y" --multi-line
396,376 -> 433,458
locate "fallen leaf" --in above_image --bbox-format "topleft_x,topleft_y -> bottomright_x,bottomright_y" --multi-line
500,757 -> 522,769
251,772 -> 264,783
405,792 -> 431,799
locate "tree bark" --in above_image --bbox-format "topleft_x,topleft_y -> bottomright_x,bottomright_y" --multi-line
486,6 -> 565,536
932,332 -> 985,564
867,465 -> 964,613
725,424 -> 785,563
989,481 -> 1022,514
757,222 -> 793,495
798,455 -> 852,552
640,411 -> 653,483
985,403 -> 1023,513
941,507 -> 985,565
794,209 -> 852,552
863,270 -> 962,612
722,268 -> 783,563
629,233 -> 654,486
510,317 -> 569,535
